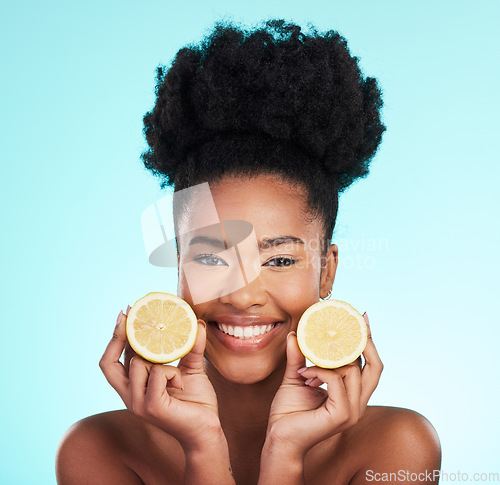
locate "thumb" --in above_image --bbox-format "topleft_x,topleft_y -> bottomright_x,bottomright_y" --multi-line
282,331 -> 307,385
178,320 -> 206,373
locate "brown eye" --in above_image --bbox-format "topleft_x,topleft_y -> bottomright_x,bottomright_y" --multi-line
264,257 -> 297,267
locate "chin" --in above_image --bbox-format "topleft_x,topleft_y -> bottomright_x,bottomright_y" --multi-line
209,355 -> 282,385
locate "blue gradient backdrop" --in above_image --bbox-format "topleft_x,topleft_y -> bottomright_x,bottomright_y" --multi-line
1,0 -> 498,482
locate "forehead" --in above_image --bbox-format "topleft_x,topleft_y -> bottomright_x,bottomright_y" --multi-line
177,174 -> 322,241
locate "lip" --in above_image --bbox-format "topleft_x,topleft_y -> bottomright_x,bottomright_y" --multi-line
207,314 -> 286,353
211,314 -> 282,326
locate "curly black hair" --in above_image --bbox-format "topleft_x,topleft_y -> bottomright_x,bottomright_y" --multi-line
141,19 -> 386,254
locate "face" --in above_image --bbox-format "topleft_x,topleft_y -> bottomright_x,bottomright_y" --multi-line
177,173 -> 338,384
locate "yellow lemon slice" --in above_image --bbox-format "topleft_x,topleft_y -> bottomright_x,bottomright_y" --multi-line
126,292 -> 198,364
297,299 -> 368,369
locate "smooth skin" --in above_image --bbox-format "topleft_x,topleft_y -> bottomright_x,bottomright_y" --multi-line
56,174 -> 441,484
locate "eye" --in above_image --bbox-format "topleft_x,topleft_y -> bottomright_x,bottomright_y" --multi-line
193,253 -> 228,266
264,256 -> 297,268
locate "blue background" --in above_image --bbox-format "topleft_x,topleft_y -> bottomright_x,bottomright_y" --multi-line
1,0 -> 498,482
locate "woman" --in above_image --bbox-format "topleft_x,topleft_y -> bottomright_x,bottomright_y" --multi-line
56,20 -> 441,484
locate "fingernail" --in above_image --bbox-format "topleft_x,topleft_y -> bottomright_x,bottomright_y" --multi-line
198,319 -> 206,328
297,366 -> 307,373
125,305 -> 131,316
116,310 -> 123,326
287,331 -> 296,339
305,377 -> 313,385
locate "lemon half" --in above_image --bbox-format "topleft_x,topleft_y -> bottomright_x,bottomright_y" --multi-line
297,299 -> 368,369
126,292 -> 198,364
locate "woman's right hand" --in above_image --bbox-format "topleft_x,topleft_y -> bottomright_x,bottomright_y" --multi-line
99,309 -> 223,451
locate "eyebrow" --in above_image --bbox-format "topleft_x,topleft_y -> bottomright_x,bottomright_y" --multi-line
188,235 -> 305,250
258,236 -> 305,250
188,235 -> 227,249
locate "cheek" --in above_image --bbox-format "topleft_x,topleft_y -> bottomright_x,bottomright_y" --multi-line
273,272 -> 317,299
177,269 -> 216,320
178,269 -> 202,312
266,265 -> 321,320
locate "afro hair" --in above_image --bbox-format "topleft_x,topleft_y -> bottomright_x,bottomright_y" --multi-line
141,19 -> 386,251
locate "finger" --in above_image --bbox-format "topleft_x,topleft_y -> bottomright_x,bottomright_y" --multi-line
300,366 -> 350,416
178,320 -> 206,374
124,339 -> 139,375
360,312 -> 383,411
99,310 -> 129,401
282,332 -> 307,385
128,355 -> 154,413
121,305 -> 138,374
146,364 -> 184,407
334,364 -> 361,423
304,377 -> 323,387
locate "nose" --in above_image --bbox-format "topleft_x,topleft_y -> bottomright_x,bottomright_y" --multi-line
219,274 -> 268,310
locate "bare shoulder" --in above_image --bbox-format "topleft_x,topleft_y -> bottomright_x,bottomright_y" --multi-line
55,410 -> 143,484
56,410 -> 184,485
357,406 -> 440,449
306,406 -> 441,485
349,406 -> 442,484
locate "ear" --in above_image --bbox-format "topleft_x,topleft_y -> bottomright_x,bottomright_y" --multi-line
319,243 -> 338,299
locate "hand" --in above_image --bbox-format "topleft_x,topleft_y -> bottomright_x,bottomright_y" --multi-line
99,309 -> 223,451
265,312 -> 383,456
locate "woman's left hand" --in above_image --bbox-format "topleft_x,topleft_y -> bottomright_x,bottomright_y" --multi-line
264,312 -> 383,457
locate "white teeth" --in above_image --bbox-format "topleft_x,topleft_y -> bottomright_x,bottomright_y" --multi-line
216,323 -> 278,339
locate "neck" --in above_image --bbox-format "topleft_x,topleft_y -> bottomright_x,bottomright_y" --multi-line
204,357 -> 285,448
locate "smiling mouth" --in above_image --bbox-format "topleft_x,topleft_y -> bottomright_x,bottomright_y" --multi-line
209,322 -> 283,339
